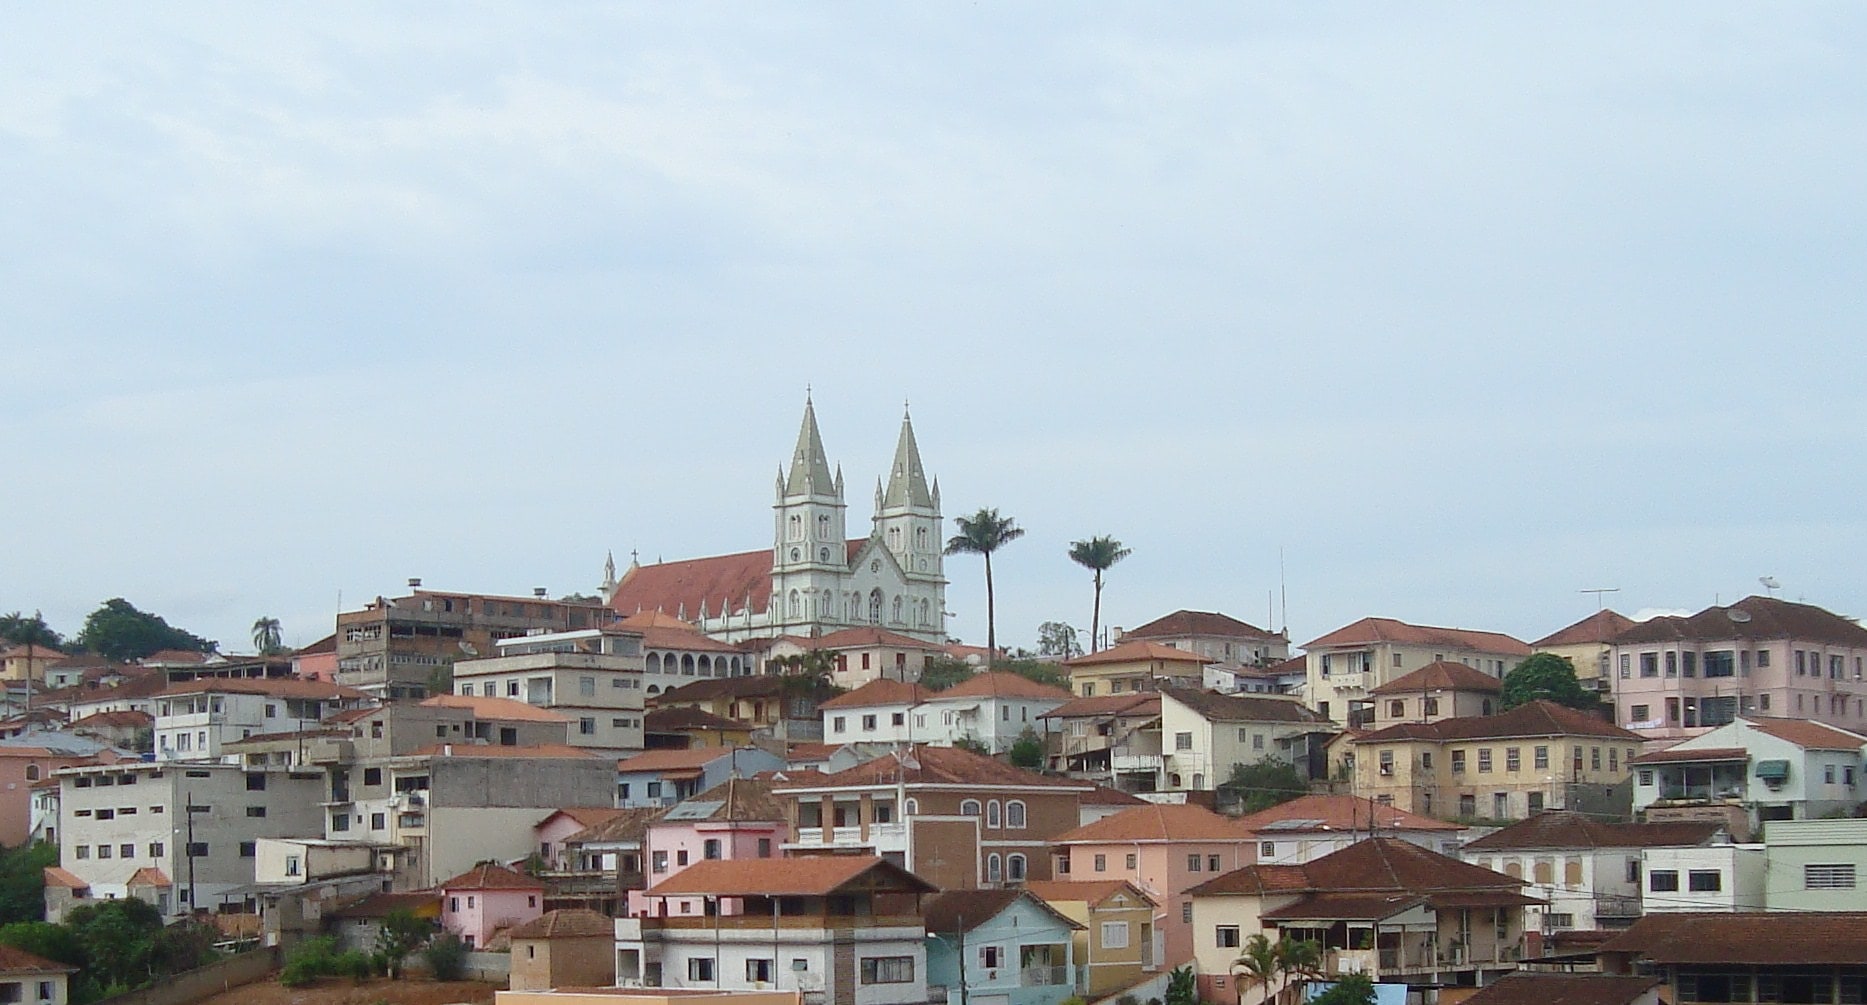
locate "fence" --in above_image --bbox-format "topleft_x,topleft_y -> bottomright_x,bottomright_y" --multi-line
92,948 -> 279,1005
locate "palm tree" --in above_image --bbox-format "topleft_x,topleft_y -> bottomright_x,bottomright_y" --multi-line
1234,932 -> 1279,1004
1273,937 -> 1323,1001
1067,535 -> 1131,652
250,616 -> 283,655
944,508 -> 1024,663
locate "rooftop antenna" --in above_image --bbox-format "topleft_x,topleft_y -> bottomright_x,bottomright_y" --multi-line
1579,587 -> 1620,611
1759,576 -> 1781,597
1278,547 -> 1288,633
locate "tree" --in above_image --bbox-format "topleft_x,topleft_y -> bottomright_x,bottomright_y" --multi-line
424,932 -> 468,981
1311,973 -> 1376,1005
0,922 -> 81,968
73,599 -> 215,661
0,843 -> 58,925
919,657 -> 976,692
1273,938 -> 1322,999
1233,932 -> 1279,999
1500,653 -> 1596,711
375,907 -> 433,978
64,898 -> 163,993
1009,726 -> 1045,769
1037,621 -> 1082,659
1223,757 -> 1310,814
998,657 -> 1069,690
1165,965 -> 1197,1005
944,508 -> 1024,663
250,616 -> 284,655
0,612 -> 61,649
1067,536 -> 1131,653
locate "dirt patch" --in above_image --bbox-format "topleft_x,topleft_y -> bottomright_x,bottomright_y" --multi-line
191,977 -> 499,1005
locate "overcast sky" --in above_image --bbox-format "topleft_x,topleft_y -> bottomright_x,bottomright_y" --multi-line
4,6 -> 1863,655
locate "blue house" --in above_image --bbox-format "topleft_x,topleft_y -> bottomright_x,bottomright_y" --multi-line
925,889 -> 1084,1005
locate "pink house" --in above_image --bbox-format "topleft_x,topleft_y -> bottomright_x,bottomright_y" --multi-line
628,776 -> 788,918
534,807 -> 629,870
438,863 -> 544,949
1052,804 -> 1255,968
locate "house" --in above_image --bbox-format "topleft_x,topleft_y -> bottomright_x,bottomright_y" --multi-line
508,908 -> 617,991
630,777 -> 787,918
327,890 -> 441,954
65,709 -> 152,752
248,837 -> 406,947
0,643 -> 64,683
644,707 -> 754,750
1064,641 -> 1211,699
1630,716 -> 1867,840
40,867 -> 90,926
452,636 -> 648,756
616,855 -> 937,1002
819,673 -> 1071,754
654,676 -> 822,741
923,889 -> 1083,1005
1235,795 -> 1464,865
1595,911 -> 1867,1004
1115,610 -> 1291,668
1607,596 -> 1867,742
0,944 -> 77,1005
1077,784 -> 1149,827
615,747 -> 785,809
1024,880 -> 1159,997
775,744 -> 1093,890
1156,686 -> 1333,791
550,807 -> 663,915
1460,973 -> 1664,1005
1187,837 -> 1537,1003
1761,817 -> 1867,912
1347,700 -> 1642,822
1639,841 -> 1765,913
616,614 -> 754,699
1534,610 -> 1637,706
1304,617 -> 1532,728
152,678 -> 369,762
775,626 -> 947,689
535,807 -> 630,869
0,744 -> 123,846
335,585 -> 615,699
1041,693 -> 1164,792
1366,661 -> 1505,727
1461,811 -> 1725,933
418,694 -> 580,746
1051,803 -> 1256,967
440,862 -> 545,949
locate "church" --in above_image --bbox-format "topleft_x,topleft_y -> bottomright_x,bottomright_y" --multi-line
602,398 -> 949,646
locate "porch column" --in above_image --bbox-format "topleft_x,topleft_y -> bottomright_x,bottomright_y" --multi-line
859,793 -> 873,841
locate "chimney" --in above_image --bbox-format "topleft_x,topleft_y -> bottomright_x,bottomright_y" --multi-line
408,578 -> 422,590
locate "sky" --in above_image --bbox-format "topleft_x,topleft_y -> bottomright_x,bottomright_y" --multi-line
3,6 -> 1864,655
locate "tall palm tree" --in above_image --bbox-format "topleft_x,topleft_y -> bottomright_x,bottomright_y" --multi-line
1068,535 -> 1131,652
944,508 -> 1024,663
250,616 -> 283,655
1274,937 -> 1323,1001
1234,932 -> 1279,1004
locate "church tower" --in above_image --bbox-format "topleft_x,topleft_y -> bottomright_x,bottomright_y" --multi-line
771,395 -> 849,633
874,406 -> 946,636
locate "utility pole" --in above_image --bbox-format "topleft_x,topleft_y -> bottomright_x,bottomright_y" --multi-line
184,790 -> 199,915
957,915 -> 968,1005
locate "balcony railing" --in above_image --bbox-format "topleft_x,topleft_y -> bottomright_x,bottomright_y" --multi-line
791,822 -> 906,847
1020,965 -> 1072,987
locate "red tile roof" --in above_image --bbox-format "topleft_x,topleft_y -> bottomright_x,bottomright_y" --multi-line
1039,693 -> 1161,720
616,747 -> 747,773
609,546 -> 854,623
1533,610 -> 1637,648
1189,838 -> 1525,907
1461,973 -> 1662,1005
1233,795 -> 1461,834
1022,879 -> 1157,908
1629,746 -> 1748,765
331,891 -> 441,919
645,855 -> 936,897
1055,803 -> 1249,844
1259,891 -> 1429,921
41,866 -> 88,890
67,709 -> 153,729
1463,812 -> 1724,852
813,627 -> 944,650
154,677 -> 367,701
509,909 -> 615,940
1744,716 -> 1867,750
938,671 -> 1074,702
777,744 -> 1091,791
1064,640 -> 1214,667
1305,618 -> 1530,655
126,867 -> 172,887
419,694 -> 570,723
819,679 -> 929,710
440,863 -> 544,891
539,807 -> 631,830
409,743 -> 596,759
645,707 -> 745,733
1122,611 -> 1283,642
1354,700 -> 1639,743
1185,864 -> 1313,897
1159,686 -> 1330,725
1367,661 -> 1503,696
924,889 -> 1083,935
293,634 -> 338,656
1082,784 -> 1150,806
0,945 -> 76,975
1599,911 -> 1867,965
1614,596 -> 1867,649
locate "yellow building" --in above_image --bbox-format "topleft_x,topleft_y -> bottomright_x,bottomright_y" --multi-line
1348,700 -> 1642,822
1023,879 -> 1159,996
0,644 -> 64,684
1532,609 -> 1635,702
1303,617 -> 1531,728
1063,640 -> 1209,698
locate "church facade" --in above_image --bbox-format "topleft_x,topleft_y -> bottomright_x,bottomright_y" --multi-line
604,399 -> 949,647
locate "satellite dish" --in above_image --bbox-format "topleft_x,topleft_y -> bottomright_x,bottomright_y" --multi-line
1759,576 -> 1781,594
458,641 -> 480,656
1728,609 -> 1752,623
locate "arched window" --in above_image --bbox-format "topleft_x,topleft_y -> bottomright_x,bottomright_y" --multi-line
1564,859 -> 1584,886
646,685 -> 661,696
681,654 -> 696,676
646,653 -> 662,674
1193,773 -> 1205,789
25,765 -> 39,781
1533,860 -> 1554,885
788,514 -> 802,540
1005,800 -> 1026,829
961,799 -> 981,817
698,656 -> 712,677
1169,773 -> 1183,788
916,526 -> 928,551
1007,854 -> 1027,882
987,800 -> 1001,829
888,527 -> 901,550
986,854 -> 1002,884
817,514 -> 830,540
892,596 -> 903,623
904,798 -> 919,816
868,589 -> 883,624
789,591 -> 802,619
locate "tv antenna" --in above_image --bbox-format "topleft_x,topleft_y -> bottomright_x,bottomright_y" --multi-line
1579,587 -> 1620,610
1759,576 -> 1781,596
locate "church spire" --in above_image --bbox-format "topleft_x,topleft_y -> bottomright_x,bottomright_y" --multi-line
881,405 -> 935,510
784,394 -> 838,497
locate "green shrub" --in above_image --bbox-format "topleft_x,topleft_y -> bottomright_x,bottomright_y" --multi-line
424,933 -> 468,981
1119,995 -> 1142,1005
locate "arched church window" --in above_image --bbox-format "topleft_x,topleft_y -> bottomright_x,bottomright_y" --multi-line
868,589 -> 883,624
817,514 -> 830,539
789,591 -> 802,619
920,599 -> 931,626
788,514 -> 801,540
888,527 -> 900,550
915,526 -> 928,550
892,596 -> 903,623
870,560 -> 880,573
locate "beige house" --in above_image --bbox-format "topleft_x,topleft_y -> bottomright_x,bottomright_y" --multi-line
1065,641 -> 1210,699
0,643 -> 64,683
1349,700 -> 1642,822
1533,610 -> 1635,702
508,909 -> 616,991
1157,687 -> 1331,791
1023,880 -> 1160,997
1367,661 -> 1505,728
1116,611 -> 1290,668
1303,618 -> 1531,728
1040,693 -> 1163,792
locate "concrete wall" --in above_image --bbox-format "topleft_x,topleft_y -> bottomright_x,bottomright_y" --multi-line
90,948 -> 277,1005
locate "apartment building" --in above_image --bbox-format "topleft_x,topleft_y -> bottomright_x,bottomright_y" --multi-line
1304,617 -> 1531,728
1535,609 -> 1637,702
1116,610 -> 1291,667
153,678 -> 368,762
453,639 -> 647,756
335,585 -> 614,698
1041,693 -> 1164,792
1630,716 -> 1867,840
1462,812 -> 1726,932
819,673 -> 1071,754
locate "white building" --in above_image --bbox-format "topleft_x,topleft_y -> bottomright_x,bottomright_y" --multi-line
1156,686 -> 1332,791
1640,842 -> 1766,913
1631,716 -> 1867,840
820,673 -> 1073,754
454,637 -> 647,756
153,678 -> 368,762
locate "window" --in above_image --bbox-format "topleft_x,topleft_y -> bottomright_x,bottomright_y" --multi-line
1182,902 -> 1193,923
149,842 -> 163,857
961,799 -> 981,817
1639,769 -> 1654,786
758,838 -> 772,858
1640,653 -> 1659,677
1125,853 -> 1137,869
1649,870 -> 1680,892
1094,854 -> 1107,872
704,839 -> 721,860
1389,700 -> 1405,718
987,801 -> 1001,828
1216,925 -> 1241,948
687,958 -> 715,982
1423,697 -> 1439,717
187,842 -> 208,857
1806,864 -> 1857,889
245,806 -> 267,818
1420,751 -> 1432,769
371,813 -> 386,830
1827,765 -> 1837,784
1101,921 -> 1130,948
832,716 -> 846,734
1007,854 -> 1027,882
1688,871 -> 1722,892
1378,750 -> 1394,775
1451,750 -> 1466,773
1506,748 -> 1521,772
579,718 -> 596,736
1758,649 -> 1772,668
1619,653 -> 1631,678
1208,854 -> 1222,872
1665,652 -> 1678,677
245,773 -> 266,791
1006,801 -> 1026,828
677,850 -> 689,866
652,851 -> 668,873
861,715 -> 876,731
745,959 -> 773,983
980,946 -> 1003,969
1175,732 -> 1193,751
1478,749 -> 1493,773
74,846 -> 88,860
1528,792 -> 1544,813
861,957 -> 914,984
1592,747 -> 1602,771
1261,841 -> 1275,857
892,712 -> 905,726
239,841 -> 256,858
332,813 -> 349,832
1187,853 -> 1202,872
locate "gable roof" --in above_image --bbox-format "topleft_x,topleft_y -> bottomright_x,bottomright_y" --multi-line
813,626 -> 944,651
646,854 -> 936,897
1160,686 -> 1330,724
1303,836 -> 1521,892
153,677 -> 367,701
1305,618 -> 1531,656
1233,795 -> 1461,835
663,776 -> 785,823
0,945 -> 76,975
1353,700 -> 1638,743
508,908 -> 615,940
1082,783 -> 1150,807
408,743 -> 595,759
330,891 -> 441,919
566,806 -> 664,846
644,706 -> 746,733
820,678 -> 929,710
1064,640 -> 1214,668
1598,911 -> 1867,965
1123,611 -> 1282,642
615,747 -> 742,773
439,862 -> 543,891
608,548 -> 777,620
42,866 -> 89,890
1534,610 -> 1637,648
1462,973 -> 1661,1005
1022,879 -> 1157,908
1189,838 -> 1526,908
1368,661 -> 1503,696
1744,716 -> 1867,750
1055,803 -> 1249,844
1463,812 -> 1723,852
937,671 -> 1073,702
1630,745 -> 1750,765
656,675 -> 787,704
777,744 -> 1091,792
1614,596 -> 1867,649
419,694 -> 570,723
924,889 -> 1084,936
1039,693 -> 1161,720
1186,863 -> 1314,897
126,867 -> 172,887
538,807 -> 630,831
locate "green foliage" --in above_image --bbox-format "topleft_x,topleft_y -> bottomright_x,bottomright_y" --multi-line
150,920 -> 222,976
74,598 -> 215,661
374,907 -> 433,978
1059,998 -> 1087,1005
280,935 -> 342,987
997,657 -> 1068,689
1223,757 -> 1310,814
1500,653 -> 1596,711
1009,726 -> 1045,769
919,657 -> 976,692
0,842 -> 58,925
250,617 -> 285,655
0,612 -> 62,649
945,507 -> 1025,661
65,898 -> 164,993
1233,932 -> 1278,992
1118,994 -> 1142,1005
1037,621 -> 1082,659
1068,535 -> 1131,653
0,921 -> 80,966
952,736 -> 990,755
424,932 -> 468,981
1165,965 -> 1197,1005
1311,973 -> 1377,1005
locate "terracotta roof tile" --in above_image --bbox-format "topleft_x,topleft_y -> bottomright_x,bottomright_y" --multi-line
1462,973 -> 1661,1005
419,694 -> 570,723
776,744 -> 1091,791
1628,745 -> 1748,765
508,909 -> 615,940
608,548 -> 787,621
1302,836 -> 1520,892
1614,596 -> 1867,649
1122,611 -> 1283,642
644,707 -> 745,733
1233,795 -> 1461,834
1260,891 -> 1429,920
813,627 -> 944,651
1533,610 -> 1637,648
1464,812 -> 1724,851
331,891 -> 441,919
1744,716 -> 1867,750
1187,864 -> 1314,896
566,806 -> 664,845
819,679 -> 930,710
1039,694 -> 1160,720
1082,784 -> 1150,806
616,747 -> 746,773
409,743 -> 595,759
1055,803 -> 1250,844
0,945 -> 76,975
1367,661 -> 1504,696
1305,618 -> 1531,656
126,867 -> 172,887
541,807 -> 631,830
1064,640 -> 1214,667
938,672 -> 1074,702
1160,686 -> 1330,724
1354,700 -> 1639,743
645,855 -> 936,897
671,776 -> 785,822
924,889 -> 1083,935
1599,912 -> 1867,965
41,866 -> 88,890
440,863 -> 543,890
154,678 -> 367,701
67,709 -> 154,729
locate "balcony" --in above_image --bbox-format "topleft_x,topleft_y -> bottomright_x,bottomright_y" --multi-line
1111,752 -> 1163,772
1020,965 -> 1072,988
790,821 -> 906,849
